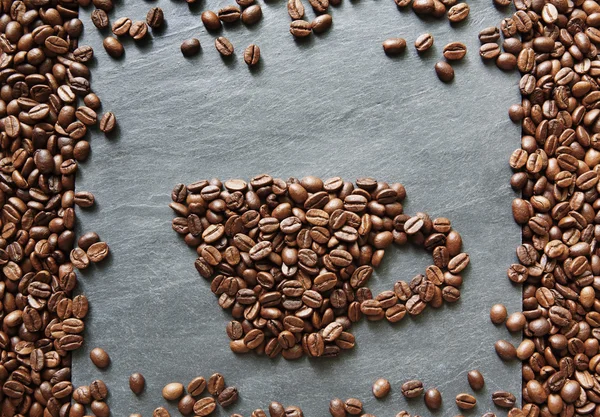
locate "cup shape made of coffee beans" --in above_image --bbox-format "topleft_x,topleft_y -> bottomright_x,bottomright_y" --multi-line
170,175 -> 470,359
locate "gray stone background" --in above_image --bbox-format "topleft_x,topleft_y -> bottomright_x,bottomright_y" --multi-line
72,1 -> 523,416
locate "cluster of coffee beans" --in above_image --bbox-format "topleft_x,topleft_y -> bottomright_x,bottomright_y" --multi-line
0,0 -> 116,416
485,0 -> 600,415
170,175 -> 469,359
71,379 -> 110,417
91,2 -> 164,59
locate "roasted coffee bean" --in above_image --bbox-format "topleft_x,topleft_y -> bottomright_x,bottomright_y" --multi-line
490,304 -> 507,324
372,378 -> 391,398
215,37 -> 234,56
480,43 -> 501,59
129,373 -> 145,394
288,0 -> 305,19
244,44 -> 260,66
344,398 -> 363,415
496,53 -> 517,70
202,11 -> 222,31
415,33 -> 434,52
154,407 -> 170,417
181,39 -> 201,57
188,376 -> 207,396
290,20 -> 312,37
130,21 -> 148,40
147,7 -> 164,28
218,6 -> 241,22
495,339 -> 517,360
492,391 -> 516,408
448,3 -> 469,22
100,112 -> 117,133
435,61 -> 454,82
103,37 -> 124,58
194,397 -> 217,417
467,370 -> 484,390
242,5 -> 262,25
92,9 -> 109,28
401,380 -> 424,398
179,395 -> 196,415
218,386 -> 239,407
112,17 -> 132,36
163,383 -> 184,401
443,42 -> 467,60
383,38 -> 407,55
455,393 -> 476,410
312,14 -> 332,33
208,373 -> 225,395
425,388 -> 442,410
88,241 -> 110,262
90,347 -> 110,368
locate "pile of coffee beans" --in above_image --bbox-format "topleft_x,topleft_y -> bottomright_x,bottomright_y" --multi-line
488,0 -> 600,416
0,0 -> 113,416
171,175 -> 469,359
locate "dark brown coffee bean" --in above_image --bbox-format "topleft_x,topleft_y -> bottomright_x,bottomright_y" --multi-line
154,407 -> 170,417
147,7 -> 164,28
112,17 -> 132,36
344,398 -> 363,415
194,397 -> 216,417
208,373 -> 225,395
92,9 -> 109,28
100,112 -> 116,133
372,378 -> 391,398
218,6 -> 241,22
288,0 -> 305,19
129,373 -> 145,394
202,11 -> 222,31
218,386 -> 239,407
448,3 -> 469,22
87,241 -> 109,262
312,14 -> 332,33
215,37 -> 234,56
467,370 -> 484,390
181,39 -> 201,57
242,5 -> 262,24
90,347 -> 110,368
456,393 -> 476,409
424,388 -> 442,410
492,391 -> 516,408
383,38 -> 407,55
490,304 -> 507,324
103,37 -> 124,58
401,380 -> 424,398
435,61 -> 454,82
130,21 -> 148,40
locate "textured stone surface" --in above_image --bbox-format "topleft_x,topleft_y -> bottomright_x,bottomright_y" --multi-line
73,1 -> 522,416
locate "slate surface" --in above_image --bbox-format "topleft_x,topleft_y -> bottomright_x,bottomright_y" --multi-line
73,1 -> 523,416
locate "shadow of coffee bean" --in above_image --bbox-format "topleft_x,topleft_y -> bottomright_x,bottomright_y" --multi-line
169,175 -> 470,360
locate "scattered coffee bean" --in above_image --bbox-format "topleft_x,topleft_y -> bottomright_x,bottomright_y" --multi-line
181,39 -> 201,57
163,382 -> 185,401
442,42 -> 467,60
112,17 -> 132,36
312,14 -> 333,33
218,5 -> 242,22
372,378 -> 391,398
496,52 -> 517,70
447,3 -> 469,22
489,303 -> 507,324
455,393 -> 476,410
242,4 -> 262,24
491,391 -> 516,408
147,7 -> 165,28
383,38 -> 407,55
244,44 -> 261,66
130,21 -> 148,40
425,388 -> 442,410
290,20 -> 312,38
215,37 -> 235,56
467,370 -> 484,391
202,11 -> 222,31
494,339 -> 517,360
208,373 -> 226,395
154,407 -> 171,417
103,37 -> 124,58
92,9 -> 110,29
401,380 -> 424,398
435,61 -> 454,82
179,395 -> 196,415
415,33 -> 434,52
90,347 -> 111,368
344,398 -> 363,415
129,373 -> 146,394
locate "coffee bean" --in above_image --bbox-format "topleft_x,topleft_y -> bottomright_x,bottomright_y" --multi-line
218,5 -> 242,22
415,33 -> 434,52
163,382 -> 184,401
242,5 -> 262,24
194,397 -> 217,416
330,399 -> 345,417
129,373 -> 145,394
448,3 -> 469,22
112,17 -> 132,36
455,393 -> 476,410
490,304 -> 507,324
308,0 -> 329,13
344,398 -> 363,415
91,401 -> 110,417
90,347 -> 110,368
188,376 -> 207,396
92,9 -> 109,28
312,14 -> 332,33
179,395 -> 196,415
215,37 -> 234,56
480,43 -> 501,60
443,42 -> 467,60
505,312 -> 526,332
425,388 -> 442,410
492,391 -> 516,408
383,38 -> 406,55
130,21 -> 148,40
218,386 -> 239,407
401,380 -> 424,398
202,11 -> 222,31
181,39 -> 201,57
372,378 -> 391,398
467,370 -> 484,390
290,20 -> 312,37
413,0 -> 435,14
496,52 -> 517,70
435,61 -> 454,82
208,373 -> 225,395
154,407 -> 171,417
87,241 -> 110,262
479,26 -> 500,43
288,0 -> 305,19
147,7 -> 164,28
244,44 -> 260,66
90,380 -> 108,401
103,37 -> 124,58
495,339 -> 517,360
